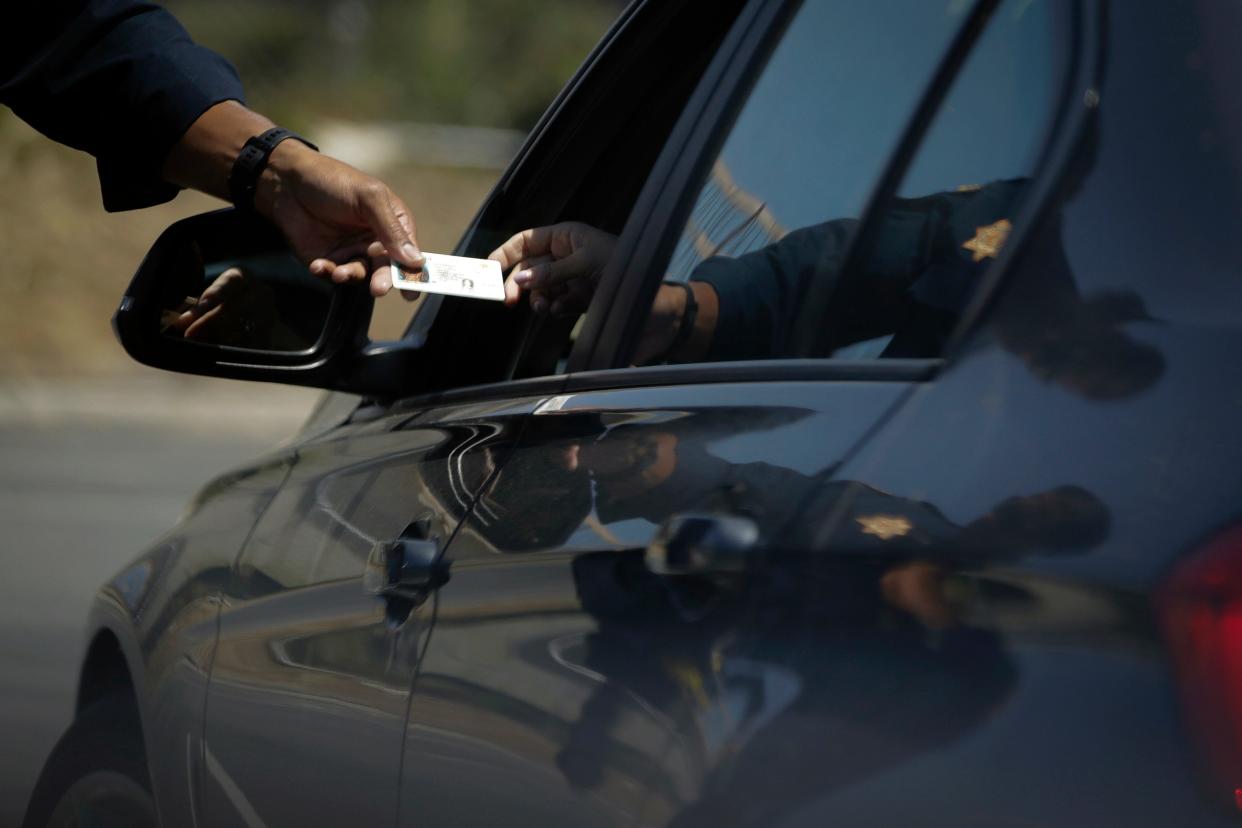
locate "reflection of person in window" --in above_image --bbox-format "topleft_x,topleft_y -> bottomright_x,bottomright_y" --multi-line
491,179 -> 1163,400
460,405 -> 1109,564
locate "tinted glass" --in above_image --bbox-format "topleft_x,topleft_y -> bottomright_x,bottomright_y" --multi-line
634,0 -> 1061,367
670,2 -> 970,271
825,0 -> 1063,359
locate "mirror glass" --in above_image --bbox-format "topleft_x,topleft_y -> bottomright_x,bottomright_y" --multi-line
156,239 -> 334,354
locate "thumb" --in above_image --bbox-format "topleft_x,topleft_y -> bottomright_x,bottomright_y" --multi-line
360,182 -> 424,269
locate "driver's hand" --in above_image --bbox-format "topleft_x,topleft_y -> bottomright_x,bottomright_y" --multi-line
489,222 -> 618,316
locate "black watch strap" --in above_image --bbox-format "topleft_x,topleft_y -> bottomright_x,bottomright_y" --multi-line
227,127 -> 319,211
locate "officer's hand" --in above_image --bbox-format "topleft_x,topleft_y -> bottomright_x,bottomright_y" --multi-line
257,141 -> 424,298
164,102 -> 425,298
489,223 -> 618,316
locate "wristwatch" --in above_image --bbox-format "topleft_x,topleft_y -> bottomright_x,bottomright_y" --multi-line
654,281 -> 699,364
227,127 -> 318,211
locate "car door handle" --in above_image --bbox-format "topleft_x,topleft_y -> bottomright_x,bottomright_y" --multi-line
645,513 -> 759,576
364,521 -> 450,602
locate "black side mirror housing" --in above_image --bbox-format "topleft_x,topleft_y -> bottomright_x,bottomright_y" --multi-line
113,208 -> 425,398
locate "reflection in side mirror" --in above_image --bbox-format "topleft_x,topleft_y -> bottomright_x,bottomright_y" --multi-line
157,246 -> 332,354
114,208 -> 424,397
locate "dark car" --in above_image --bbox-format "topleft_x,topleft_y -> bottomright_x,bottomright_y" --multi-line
24,0 -> 1242,825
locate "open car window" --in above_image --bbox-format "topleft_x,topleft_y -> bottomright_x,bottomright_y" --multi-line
391,0 -> 751,394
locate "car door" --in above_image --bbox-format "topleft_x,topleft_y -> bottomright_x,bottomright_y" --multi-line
198,392 -> 549,827
396,0 -> 1072,825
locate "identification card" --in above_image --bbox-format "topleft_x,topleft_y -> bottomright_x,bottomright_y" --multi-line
391,253 -> 505,301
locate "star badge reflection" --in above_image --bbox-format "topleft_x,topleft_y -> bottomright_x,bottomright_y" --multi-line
962,218 -> 1013,262
856,515 -> 913,541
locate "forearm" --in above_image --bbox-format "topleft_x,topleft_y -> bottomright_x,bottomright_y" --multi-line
161,101 -> 273,200
636,281 -> 720,365
681,281 -> 719,361
160,100 -> 319,221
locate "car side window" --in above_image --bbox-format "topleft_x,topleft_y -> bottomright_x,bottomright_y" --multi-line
629,0 -> 1064,367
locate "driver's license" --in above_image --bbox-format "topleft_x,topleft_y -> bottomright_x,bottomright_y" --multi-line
391,253 -> 505,301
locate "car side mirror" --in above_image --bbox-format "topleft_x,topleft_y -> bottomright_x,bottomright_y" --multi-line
112,208 -> 424,397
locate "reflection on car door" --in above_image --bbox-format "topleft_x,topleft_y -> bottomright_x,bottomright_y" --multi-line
200,397 -> 536,827
396,381 -> 908,826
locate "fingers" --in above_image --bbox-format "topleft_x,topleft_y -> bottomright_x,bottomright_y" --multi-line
310,250 -> 369,289
492,223 -> 615,318
162,297 -> 197,334
549,280 -> 594,317
358,181 -> 424,270
179,267 -> 249,338
489,227 -> 542,272
310,253 -> 363,283
331,260 -> 367,284
183,303 -> 225,340
503,254 -> 552,306
176,266 -> 242,327
499,247 -> 590,315
310,258 -> 364,284
310,238 -> 415,297
504,276 -> 521,306
517,254 -> 585,292
504,273 -> 522,306
488,225 -> 566,272
366,240 -> 393,297
369,264 -> 393,297
527,283 -> 573,315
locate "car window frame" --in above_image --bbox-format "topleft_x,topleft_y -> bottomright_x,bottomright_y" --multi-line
568,0 -> 1099,390
933,0 -> 1104,364
563,0 -> 791,377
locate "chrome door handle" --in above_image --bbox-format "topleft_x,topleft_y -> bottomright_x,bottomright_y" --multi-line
645,513 -> 759,576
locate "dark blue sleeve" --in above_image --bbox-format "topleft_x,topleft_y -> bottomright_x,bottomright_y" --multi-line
691,219 -> 857,362
685,181 -> 1031,362
0,0 -> 246,211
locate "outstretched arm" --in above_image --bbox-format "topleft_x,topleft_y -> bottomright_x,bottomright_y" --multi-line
2,2 -> 424,296
164,101 -> 424,296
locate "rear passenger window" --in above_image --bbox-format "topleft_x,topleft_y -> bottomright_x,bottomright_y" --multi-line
636,0 -> 1064,366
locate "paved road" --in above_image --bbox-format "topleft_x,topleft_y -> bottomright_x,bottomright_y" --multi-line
0,380 -> 318,826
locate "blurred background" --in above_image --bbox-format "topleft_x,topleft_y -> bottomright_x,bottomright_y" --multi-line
0,1 -> 623,821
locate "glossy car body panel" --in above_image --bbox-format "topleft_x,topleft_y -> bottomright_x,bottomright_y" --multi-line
85,457 -> 291,825
202,396 -> 540,826
397,382 -> 908,826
